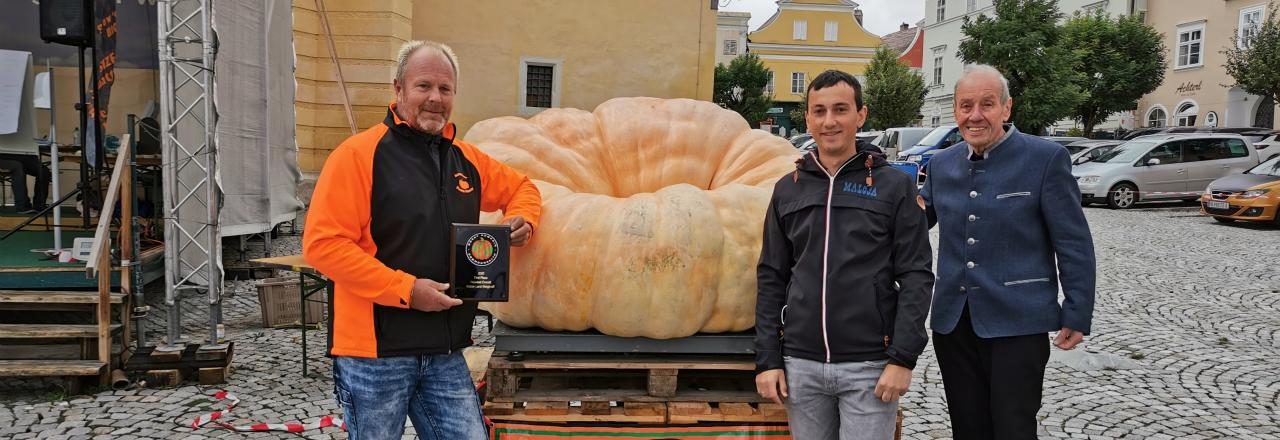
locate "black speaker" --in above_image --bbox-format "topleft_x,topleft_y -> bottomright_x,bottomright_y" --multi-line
39,0 -> 94,47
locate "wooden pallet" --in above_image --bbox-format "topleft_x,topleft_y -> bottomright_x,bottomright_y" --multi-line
483,351 -> 786,424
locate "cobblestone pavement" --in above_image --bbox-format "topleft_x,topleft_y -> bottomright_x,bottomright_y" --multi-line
1,203 -> 1276,439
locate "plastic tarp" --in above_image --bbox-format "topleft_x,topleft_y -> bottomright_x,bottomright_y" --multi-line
212,0 -> 303,237
0,50 -> 38,155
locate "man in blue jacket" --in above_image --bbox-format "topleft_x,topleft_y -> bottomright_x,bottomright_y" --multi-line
921,64 -> 1096,440
755,70 -> 934,440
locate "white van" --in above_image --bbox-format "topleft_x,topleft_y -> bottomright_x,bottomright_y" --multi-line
1074,134 -> 1260,209
874,127 -> 934,158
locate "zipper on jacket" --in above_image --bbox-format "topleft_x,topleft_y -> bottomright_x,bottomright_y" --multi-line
810,151 -> 859,363
436,135 -> 454,355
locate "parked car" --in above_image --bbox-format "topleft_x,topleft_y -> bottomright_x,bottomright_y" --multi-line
1042,136 -> 1088,147
1121,126 -> 1276,141
1200,154 -> 1280,225
1066,140 -> 1123,165
897,125 -> 962,176
1253,133 -> 1280,161
856,130 -> 883,144
874,127 -> 933,159
789,133 -> 815,151
1074,134 -> 1260,209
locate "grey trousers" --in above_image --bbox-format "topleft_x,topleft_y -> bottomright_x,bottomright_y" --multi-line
783,356 -> 898,440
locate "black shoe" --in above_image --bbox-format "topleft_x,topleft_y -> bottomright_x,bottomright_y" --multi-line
16,207 -> 36,215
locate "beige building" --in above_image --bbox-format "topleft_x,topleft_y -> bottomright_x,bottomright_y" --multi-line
1139,0 -> 1278,129
292,0 -> 717,173
718,12 -> 752,67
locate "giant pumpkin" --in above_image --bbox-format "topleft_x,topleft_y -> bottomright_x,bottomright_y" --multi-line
467,97 -> 799,339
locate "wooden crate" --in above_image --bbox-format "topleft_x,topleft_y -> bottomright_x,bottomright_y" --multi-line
482,351 -> 786,424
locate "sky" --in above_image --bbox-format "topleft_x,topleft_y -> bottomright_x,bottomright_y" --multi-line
719,0 -> 925,37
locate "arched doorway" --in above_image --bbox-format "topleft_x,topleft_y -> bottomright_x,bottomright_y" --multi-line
1255,95 -> 1275,129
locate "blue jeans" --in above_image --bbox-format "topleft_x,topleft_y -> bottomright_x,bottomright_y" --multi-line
783,356 -> 898,440
333,352 -> 487,440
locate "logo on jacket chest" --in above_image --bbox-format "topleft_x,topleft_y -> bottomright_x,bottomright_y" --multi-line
841,181 -> 877,199
454,173 -> 474,194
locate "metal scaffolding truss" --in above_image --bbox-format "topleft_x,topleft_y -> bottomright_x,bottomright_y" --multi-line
157,0 -> 222,349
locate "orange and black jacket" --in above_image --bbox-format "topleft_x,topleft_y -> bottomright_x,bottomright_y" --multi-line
303,105 -> 541,358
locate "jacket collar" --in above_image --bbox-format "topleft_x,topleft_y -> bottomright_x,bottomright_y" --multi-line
797,140 -> 888,176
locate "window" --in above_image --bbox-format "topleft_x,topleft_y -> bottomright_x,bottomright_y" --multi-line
1226,139 -> 1249,158
967,0 -> 976,12
724,40 -> 738,55
1184,139 -> 1227,162
1175,102 -> 1198,126
938,0 -> 946,22
794,20 -> 808,40
1147,107 -> 1167,127
526,65 -> 554,108
931,115 -> 941,126
1240,5 -> 1265,49
765,71 -> 774,96
520,57 -> 562,114
933,56 -> 943,85
825,21 -> 838,41
1144,142 -> 1184,165
1205,111 -> 1218,128
792,72 -> 806,94
1176,22 -> 1205,68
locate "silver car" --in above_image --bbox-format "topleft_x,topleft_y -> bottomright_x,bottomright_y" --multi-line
1073,134 -> 1260,209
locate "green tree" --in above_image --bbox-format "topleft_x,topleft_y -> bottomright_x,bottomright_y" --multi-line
1224,4 -> 1280,127
864,47 -> 927,130
713,54 -> 773,127
1060,10 -> 1166,137
958,0 -> 1085,134
789,95 -> 807,135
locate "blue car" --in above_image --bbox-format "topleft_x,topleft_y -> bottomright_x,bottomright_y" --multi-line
896,125 -> 963,179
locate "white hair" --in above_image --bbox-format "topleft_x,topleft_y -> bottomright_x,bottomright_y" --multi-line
955,64 -> 1010,102
395,40 -> 459,85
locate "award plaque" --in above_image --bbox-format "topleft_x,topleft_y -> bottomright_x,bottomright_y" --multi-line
448,223 -> 511,302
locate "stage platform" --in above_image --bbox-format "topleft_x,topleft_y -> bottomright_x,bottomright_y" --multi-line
0,230 -> 163,289
0,205 -> 96,231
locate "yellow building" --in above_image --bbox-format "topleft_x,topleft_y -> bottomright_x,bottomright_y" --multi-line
749,0 -> 881,133
414,0 -> 716,137
292,0 -> 717,174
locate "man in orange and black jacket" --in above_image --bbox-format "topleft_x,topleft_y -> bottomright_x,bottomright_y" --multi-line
303,40 -> 540,440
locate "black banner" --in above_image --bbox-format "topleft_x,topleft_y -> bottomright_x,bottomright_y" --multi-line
90,0 -> 117,127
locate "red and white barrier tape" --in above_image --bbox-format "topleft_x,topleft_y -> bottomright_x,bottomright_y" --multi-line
190,391 -> 346,433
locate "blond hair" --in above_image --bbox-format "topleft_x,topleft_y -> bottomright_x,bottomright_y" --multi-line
395,40 -> 459,85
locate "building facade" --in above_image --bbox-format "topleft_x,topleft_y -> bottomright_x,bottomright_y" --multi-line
717,11 -> 751,67
921,0 -> 1141,130
748,0 -> 881,134
1138,0 -> 1278,130
293,0 -> 717,173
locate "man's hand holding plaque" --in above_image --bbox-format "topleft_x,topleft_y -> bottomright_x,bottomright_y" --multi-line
409,279 -> 461,312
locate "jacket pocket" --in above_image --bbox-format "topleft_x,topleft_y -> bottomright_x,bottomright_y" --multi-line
1003,277 -> 1051,286
996,191 -> 1032,199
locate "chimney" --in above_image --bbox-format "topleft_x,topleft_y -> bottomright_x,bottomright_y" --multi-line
855,9 -> 864,25
900,23 -> 910,31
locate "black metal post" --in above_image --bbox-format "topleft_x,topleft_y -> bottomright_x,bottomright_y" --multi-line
77,47 -> 90,228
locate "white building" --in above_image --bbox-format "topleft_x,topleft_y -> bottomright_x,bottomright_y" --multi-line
921,0 -> 1145,133
716,11 -> 751,67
